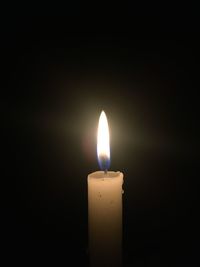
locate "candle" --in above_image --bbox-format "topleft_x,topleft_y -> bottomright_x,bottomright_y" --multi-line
88,111 -> 124,267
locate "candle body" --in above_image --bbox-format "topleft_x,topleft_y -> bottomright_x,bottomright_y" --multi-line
88,171 -> 123,267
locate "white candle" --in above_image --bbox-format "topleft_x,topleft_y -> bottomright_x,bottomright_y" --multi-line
88,111 -> 124,267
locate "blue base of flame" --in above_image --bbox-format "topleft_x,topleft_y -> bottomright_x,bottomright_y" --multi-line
98,155 -> 110,172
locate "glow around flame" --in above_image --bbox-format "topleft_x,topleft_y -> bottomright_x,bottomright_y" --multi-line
97,111 -> 110,171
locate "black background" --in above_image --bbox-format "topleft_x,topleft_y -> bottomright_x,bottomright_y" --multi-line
3,15 -> 199,266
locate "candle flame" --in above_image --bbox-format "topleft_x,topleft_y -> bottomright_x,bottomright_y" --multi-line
97,111 -> 110,171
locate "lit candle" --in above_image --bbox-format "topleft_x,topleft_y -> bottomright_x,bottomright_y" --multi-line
88,111 -> 124,267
